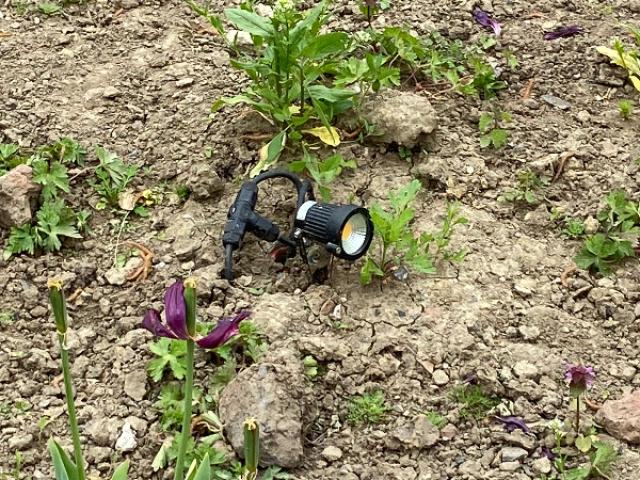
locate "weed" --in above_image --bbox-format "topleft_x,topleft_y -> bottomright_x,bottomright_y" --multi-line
92,147 -> 139,210
175,185 -> 191,202
154,384 -> 204,432
563,218 -> 586,239
452,385 -> 499,420
38,137 -> 86,166
424,410 -> 448,429
597,38 -> 640,92
618,99 -> 634,120
575,191 -> 640,275
360,180 -> 467,285
38,2 -> 62,15
478,110 -> 511,149
347,390 -> 390,425
147,338 -> 187,382
0,312 -> 15,326
500,170 -> 548,205
212,320 -> 266,365
357,0 -> 390,28
302,355 -> 319,379
289,152 -> 356,201
0,143 -> 27,175
503,50 -> 519,70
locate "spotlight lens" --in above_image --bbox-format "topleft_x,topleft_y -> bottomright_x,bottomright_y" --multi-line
341,213 -> 369,255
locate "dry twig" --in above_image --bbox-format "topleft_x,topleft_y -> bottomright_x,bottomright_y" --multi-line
560,262 -> 577,287
124,241 -> 154,281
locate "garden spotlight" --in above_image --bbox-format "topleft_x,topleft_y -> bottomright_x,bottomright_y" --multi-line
222,171 -> 373,280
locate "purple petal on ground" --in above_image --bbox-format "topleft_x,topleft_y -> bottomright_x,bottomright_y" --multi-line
142,309 -> 179,339
495,415 -> 530,433
541,446 -> 556,460
164,281 -> 189,339
196,311 -> 251,349
544,25 -> 583,41
473,8 -> 501,36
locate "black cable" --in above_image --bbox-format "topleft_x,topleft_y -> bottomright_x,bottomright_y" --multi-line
224,244 -> 234,281
254,170 -> 303,190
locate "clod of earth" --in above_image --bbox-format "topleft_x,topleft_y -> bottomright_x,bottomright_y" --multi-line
596,389 -> 640,444
0,165 -> 40,228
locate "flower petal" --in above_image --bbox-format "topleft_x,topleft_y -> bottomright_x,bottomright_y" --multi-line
196,311 -> 251,349
142,309 -> 179,339
544,25 -> 583,41
495,415 -> 530,433
473,8 -> 501,36
164,281 -> 189,339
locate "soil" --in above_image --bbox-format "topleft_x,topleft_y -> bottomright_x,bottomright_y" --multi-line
1,0 -> 640,479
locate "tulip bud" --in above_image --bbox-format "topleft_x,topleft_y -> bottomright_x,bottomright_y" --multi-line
47,278 -> 68,334
243,417 -> 259,477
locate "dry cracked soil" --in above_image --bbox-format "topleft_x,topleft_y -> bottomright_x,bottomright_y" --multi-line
1,0 -> 640,479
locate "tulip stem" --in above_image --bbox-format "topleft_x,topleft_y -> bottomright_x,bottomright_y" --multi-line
575,395 -> 581,434
58,333 -> 86,480
174,339 -> 195,480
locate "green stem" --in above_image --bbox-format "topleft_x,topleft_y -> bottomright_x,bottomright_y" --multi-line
59,333 -> 86,480
575,395 -> 580,435
174,339 -> 195,480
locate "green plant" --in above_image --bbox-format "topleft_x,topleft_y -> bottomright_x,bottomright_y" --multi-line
347,390 -> 390,425
38,1 -> 62,15
92,146 -> 139,210
0,143 -> 27,175
360,180 -> 467,284
302,355 -> 319,379
38,137 -> 86,166
452,385 -> 499,419
212,319 -> 266,365
243,418 -> 259,480
0,311 -> 15,326
191,1 -> 356,176
575,191 -> 640,274
289,152 -> 356,201
597,38 -> 640,92
500,170 -> 549,205
47,279 -> 130,480
563,218 -> 586,239
357,0 -> 390,28
424,410 -> 448,429
155,384 -> 202,432
478,110 -> 511,149
148,338 -> 188,382
618,99 -> 634,119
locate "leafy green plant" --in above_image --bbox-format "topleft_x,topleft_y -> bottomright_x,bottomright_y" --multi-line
618,99 -> 634,120
347,390 -> 390,425
597,38 -> 640,92
478,110 -> 511,149
357,0 -> 390,28
0,143 -> 27,175
289,152 -> 356,201
191,1 -> 356,176
575,191 -> 640,274
500,170 -> 548,205
38,1 -> 62,15
360,179 -> 467,285
38,138 -> 86,166
563,218 -> 586,239
92,147 -> 139,210
452,385 -> 499,420
148,338 -> 188,382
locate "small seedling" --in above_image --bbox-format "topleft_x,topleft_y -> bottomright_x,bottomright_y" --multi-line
302,356 -> 319,379
597,38 -> 640,92
478,110 -> 511,149
147,338 -> 188,382
618,99 -> 634,120
452,385 -> 499,420
563,218 -> 586,239
0,312 -> 15,326
500,170 -> 549,205
92,147 -> 139,210
424,410 -> 448,429
360,180 -> 467,285
289,152 -> 356,201
38,2 -> 62,15
347,390 -> 390,425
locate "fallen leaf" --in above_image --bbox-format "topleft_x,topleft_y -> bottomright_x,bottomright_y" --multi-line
302,126 -> 341,146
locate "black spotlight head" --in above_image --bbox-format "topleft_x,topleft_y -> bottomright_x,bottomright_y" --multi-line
295,201 -> 374,260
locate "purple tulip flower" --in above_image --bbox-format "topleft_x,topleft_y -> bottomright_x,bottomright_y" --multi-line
494,415 -> 530,433
142,280 -> 250,349
473,8 -> 501,37
544,25 -> 583,41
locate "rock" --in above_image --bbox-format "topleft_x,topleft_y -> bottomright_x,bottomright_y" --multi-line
362,91 -> 438,148
541,94 -> 571,110
432,369 -> 449,386
115,422 -> 137,452
186,163 -> 224,200
225,29 -> 253,47
500,447 -> 528,462
173,237 -> 201,261
596,389 -> 640,444
0,165 -> 40,228
321,446 -> 343,462
390,415 -> 440,449
9,433 -> 33,450
102,86 -> 121,99
513,361 -> 539,380
584,216 -> 599,234
176,78 -> 194,88
87,417 -> 120,447
254,4 -> 274,17
105,267 -> 127,286
124,370 -> 147,401
219,355 -> 304,467
531,457 -> 552,474
518,325 -> 540,341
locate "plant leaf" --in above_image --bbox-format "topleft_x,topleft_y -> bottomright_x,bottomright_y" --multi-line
301,32 -> 349,60
575,434 -> 592,453
224,8 -> 273,37
193,454 -> 212,480
302,126 -> 341,146
250,131 -> 287,177
111,461 -> 129,480
47,438 -> 78,480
